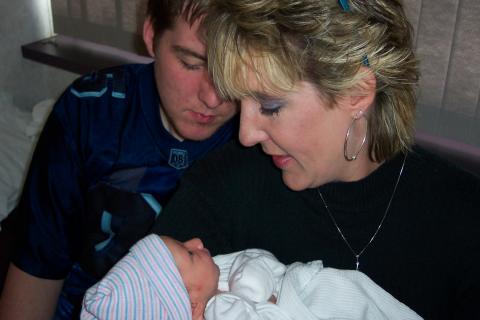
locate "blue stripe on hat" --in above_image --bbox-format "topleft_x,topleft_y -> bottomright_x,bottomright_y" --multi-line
131,234 -> 192,319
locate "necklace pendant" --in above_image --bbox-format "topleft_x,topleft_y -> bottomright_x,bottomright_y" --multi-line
318,154 -> 407,274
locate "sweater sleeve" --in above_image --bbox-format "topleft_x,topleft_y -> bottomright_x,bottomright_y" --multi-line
150,155 -> 235,255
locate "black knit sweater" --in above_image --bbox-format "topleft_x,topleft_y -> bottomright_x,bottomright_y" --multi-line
154,140 -> 480,319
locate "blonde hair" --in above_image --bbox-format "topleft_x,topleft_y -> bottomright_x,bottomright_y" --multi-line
205,0 -> 419,161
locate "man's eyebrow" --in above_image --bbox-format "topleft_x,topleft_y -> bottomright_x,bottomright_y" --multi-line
172,45 -> 206,61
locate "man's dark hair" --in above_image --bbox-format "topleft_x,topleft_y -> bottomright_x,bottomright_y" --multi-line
146,0 -> 209,37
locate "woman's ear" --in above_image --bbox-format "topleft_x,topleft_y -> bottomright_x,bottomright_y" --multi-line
348,66 -> 377,115
143,17 -> 156,57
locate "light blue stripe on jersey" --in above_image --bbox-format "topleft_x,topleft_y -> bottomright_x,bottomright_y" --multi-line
141,193 -> 162,217
94,211 -> 114,252
111,91 -> 126,99
70,87 -> 107,98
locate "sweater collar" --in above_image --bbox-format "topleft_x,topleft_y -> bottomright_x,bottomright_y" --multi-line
315,152 -> 407,212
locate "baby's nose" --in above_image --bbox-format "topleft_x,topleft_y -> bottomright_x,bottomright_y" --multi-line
184,237 -> 204,250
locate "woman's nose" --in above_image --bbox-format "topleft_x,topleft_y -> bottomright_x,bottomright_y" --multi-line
239,100 -> 268,147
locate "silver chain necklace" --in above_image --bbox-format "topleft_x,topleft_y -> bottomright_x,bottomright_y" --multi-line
317,154 -> 407,271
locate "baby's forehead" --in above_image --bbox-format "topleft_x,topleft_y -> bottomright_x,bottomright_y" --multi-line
159,235 -> 173,246
159,236 -> 182,259
159,235 -> 181,249
159,236 -> 197,271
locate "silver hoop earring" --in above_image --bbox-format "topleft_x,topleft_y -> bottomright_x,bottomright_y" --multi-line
343,111 -> 367,161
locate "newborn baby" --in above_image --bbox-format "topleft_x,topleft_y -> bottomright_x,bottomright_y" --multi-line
81,234 -> 422,320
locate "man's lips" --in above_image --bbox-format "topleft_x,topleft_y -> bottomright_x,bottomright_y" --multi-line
188,110 -> 216,124
271,155 -> 292,169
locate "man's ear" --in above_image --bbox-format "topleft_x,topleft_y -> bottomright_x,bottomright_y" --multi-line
191,301 -> 207,320
348,66 -> 377,115
143,17 -> 156,57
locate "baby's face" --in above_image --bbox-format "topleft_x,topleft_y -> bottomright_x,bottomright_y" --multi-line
161,236 -> 220,303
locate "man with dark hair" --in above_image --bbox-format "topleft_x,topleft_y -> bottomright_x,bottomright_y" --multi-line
0,1 -> 237,319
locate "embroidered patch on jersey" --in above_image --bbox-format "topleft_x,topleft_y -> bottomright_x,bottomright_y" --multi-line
168,149 -> 189,169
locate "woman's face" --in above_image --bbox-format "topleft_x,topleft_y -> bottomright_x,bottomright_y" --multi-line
239,81 -> 357,190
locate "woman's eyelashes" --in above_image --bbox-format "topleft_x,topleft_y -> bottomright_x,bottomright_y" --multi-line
259,97 -> 285,116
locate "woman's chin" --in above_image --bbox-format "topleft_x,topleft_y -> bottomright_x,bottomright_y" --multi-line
282,173 -> 308,191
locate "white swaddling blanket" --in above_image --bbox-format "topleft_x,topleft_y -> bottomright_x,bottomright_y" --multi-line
207,250 -> 422,320
207,249 -> 291,319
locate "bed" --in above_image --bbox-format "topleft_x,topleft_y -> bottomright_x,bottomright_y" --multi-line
0,93 -> 54,228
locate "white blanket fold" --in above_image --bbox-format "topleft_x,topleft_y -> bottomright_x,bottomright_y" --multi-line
207,251 -> 422,320
278,263 -> 422,320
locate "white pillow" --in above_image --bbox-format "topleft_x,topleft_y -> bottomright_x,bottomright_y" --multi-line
0,95 -> 54,227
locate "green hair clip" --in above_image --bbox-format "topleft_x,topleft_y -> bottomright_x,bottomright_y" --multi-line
338,0 -> 350,11
338,0 -> 370,66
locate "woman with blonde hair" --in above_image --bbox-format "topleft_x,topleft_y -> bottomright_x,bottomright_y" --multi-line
153,0 -> 480,318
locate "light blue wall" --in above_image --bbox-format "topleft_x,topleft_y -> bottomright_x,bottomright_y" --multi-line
0,0 -> 76,111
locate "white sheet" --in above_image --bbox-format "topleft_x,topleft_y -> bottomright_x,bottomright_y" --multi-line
0,93 -> 53,227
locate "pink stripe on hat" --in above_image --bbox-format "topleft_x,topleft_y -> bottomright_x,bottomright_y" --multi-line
81,234 -> 191,320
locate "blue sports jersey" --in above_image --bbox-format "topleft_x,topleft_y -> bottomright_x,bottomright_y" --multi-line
12,63 -> 236,318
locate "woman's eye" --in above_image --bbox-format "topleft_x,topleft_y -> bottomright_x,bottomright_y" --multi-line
259,99 -> 284,116
260,107 -> 281,116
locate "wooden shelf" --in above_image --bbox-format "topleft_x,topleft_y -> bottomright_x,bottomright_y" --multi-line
22,34 -> 152,75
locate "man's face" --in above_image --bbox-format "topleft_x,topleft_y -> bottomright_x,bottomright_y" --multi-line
144,16 -> 237,141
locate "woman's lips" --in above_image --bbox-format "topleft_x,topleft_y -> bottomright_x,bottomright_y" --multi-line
271,155 -> 292,169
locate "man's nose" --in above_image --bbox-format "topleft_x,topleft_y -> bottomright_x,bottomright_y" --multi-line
199,71 -> 224,109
